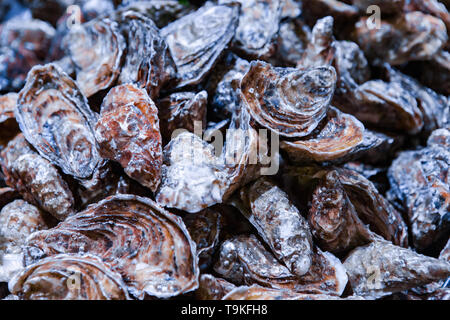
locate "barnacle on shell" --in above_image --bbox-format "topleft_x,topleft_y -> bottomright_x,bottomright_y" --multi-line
64,17 -> 126,97
161,3 -> 239,88
15,63 -> 102,181
10,254 -> 130,300
23,194 -> 199,299
241,60 -> 336,138
94,84 -> 163,192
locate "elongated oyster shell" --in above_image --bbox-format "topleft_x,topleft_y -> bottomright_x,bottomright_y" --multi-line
157,91 -> 207,142
0,200 -> 48,282
308,170 -> 374,255
0,134 -> 75,221
10,254 -> 130,300
222,284 -> 363,300
196,274 -> 236,300
115,10 -> 176,100
15,63 -> 102,180
280,106 -> 365,162
64,17 -> 126,97
161,3 -> 239,88
353,11 -> 447,66
388,128 -> 450,250
297,16 -> 335,68
219,0 -> 282,59
344,240 -> 450,299
94,84 -> 162,192
237,178 -> 314,276
214,234 -> 348,296
241,61 -> 336,138
23,194 -> 199,299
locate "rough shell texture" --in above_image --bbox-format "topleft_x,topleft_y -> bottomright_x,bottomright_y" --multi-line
196,274 -> 236,300
353,11 -> 447,66
219,0 -> 282,59
161,3 -> 239,88
10,254 -> 130,300
64,17 -> 126,97
241,60 -> 336,138
344,240 -> 450,299
115,10 -> 176,100
94,84 -> 163,192
23,194 -> 199,299
0,134 -> 75,221
280,106 -> 365,162
157,91 -> 207,142
15,63 -> 102,181
388,128 -> 450,250
238,178 -> 314,277
0,200 -> 48,282
214,234 -> 348,296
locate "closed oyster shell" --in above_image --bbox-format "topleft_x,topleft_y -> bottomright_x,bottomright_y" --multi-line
0,200 -> 48,282
10,254 -> 130,300
214,234 -> 348,296
15,63 -> 102,181
157,91 -> 207,142
280,106 -> 365,162
353,11 -> 447,66
237,178 -> 314,277
388,128 -> 450,250
344,240 -> 450,299
196,274 -> 236,300
94,84 -> 162,192
115,10 -> 176,100
308,170 -> 374,255
241,61 -> 336,138
219,0 -> 282,59
23,194 -> 199,299
161,3 -> 239,88
0,134 -> 75,221
64,17 -> 126,97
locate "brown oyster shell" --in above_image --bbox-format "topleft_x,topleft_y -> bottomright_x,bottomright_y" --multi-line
64,17 -> 126,97
94,84 -> 163,192
222,284 -> 363,300
0,134 -> 75,221
183,208 -> 221,271
15,63 -> 102,181
219,0 -> 282,59
161,3 -> 239,89
237,178 -> 314,277
214,234 -> 348,296
280,106 -> 365,162
0,19 -> 55,92
308,170 -> 374,255
353,11 -> 447,66
115,10 -> 176,100
23,194 -> 199,299
241,60 -> 336,138
196,274 -> 236,300
157,91 -> 207,142
388,128 -> 450,250
10,254 -> 130,300
344,240 -> 450,299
